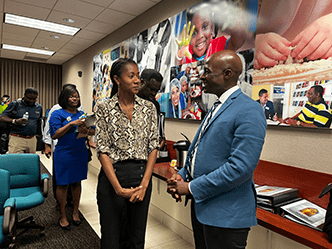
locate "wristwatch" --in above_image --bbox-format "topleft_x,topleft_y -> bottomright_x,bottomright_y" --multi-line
12,119 -> 16,124
296,120 -> 301,126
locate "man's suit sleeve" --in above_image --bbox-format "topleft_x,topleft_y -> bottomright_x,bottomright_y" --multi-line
189,100 -> 266,203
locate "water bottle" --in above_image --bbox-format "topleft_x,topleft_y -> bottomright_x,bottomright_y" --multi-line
22,111 -> 29,126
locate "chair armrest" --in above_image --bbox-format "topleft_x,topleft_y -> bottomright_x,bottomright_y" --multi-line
40,173 -> 50,198
3,198 -> 16,235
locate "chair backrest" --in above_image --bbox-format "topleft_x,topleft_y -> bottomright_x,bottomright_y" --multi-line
0,154 -> 40,189
0,168 -> 10,215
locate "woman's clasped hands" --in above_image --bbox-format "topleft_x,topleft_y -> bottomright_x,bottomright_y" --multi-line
117,185 -> 146,203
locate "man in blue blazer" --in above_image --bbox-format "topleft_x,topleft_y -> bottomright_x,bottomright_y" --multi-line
167,50 -> 266,249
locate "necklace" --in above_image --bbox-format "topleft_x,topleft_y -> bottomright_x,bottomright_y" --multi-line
120,101 -> 133,114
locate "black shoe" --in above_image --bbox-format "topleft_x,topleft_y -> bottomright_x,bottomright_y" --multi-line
72,219 -> 82,226
58,219 -> 71,231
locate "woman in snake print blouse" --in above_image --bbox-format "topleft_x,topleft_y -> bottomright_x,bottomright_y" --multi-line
95,58 -> 159,249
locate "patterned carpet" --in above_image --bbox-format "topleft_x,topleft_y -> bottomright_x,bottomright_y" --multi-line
0,164 -> 100,249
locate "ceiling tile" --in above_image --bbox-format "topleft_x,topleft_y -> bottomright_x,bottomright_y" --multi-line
1,49 -> 26,60
59,43 -> 86,54
52,52 -> 78,60
36,30 -> 73,43
4,0 -> 50,20
75,29 -> 107,41
47,10 -> 91,29
47,56 -> 72,64
0,3 -> 3,12
2,23 -> 40,37
54,0 -> 104,19
80,0 -> 116,8
1,38 -> 32,47
2,31 -> 35,44
10,0 -> 58,9
32,37 -> 68,50
109,0 -> 155,16
0,13 -> 3,33
95,8 -> 134,27
84,20 -> 117,34
56,47 -> 78,55
69,36 -> 96,47
31,42 -> 64,52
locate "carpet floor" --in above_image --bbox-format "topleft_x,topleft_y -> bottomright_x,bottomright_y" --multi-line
0,164 -> 100,249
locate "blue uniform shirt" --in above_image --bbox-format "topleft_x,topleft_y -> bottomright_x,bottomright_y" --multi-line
1,99 -> 42,136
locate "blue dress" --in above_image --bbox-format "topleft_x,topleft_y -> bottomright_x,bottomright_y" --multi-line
49,109 -> 88,185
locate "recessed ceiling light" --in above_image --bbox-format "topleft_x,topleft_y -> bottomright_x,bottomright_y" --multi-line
2,44 -> 55,56
50,35 -> 60,39
63,18 -> 75,23
5,13 -> 80,36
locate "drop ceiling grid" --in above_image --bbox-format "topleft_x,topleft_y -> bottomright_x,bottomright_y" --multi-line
0,0 -> 161,64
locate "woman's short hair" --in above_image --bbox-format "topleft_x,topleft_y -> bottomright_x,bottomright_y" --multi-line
58,86 -> 81,109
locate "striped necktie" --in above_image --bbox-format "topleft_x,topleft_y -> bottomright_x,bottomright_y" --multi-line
186,100 -> 221,180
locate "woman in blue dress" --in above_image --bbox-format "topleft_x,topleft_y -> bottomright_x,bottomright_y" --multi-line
49,86 -> 95,230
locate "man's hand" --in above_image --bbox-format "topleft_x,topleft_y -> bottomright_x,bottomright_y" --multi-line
284,118 -> 298,126
167,174 -> 189,202
14,118 -> 28,126
45,144 -> 52,159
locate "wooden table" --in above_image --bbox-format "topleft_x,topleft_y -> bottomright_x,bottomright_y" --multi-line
153,159 -> 332,248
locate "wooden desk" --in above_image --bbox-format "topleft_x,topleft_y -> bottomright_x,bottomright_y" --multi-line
153,159 -> 332,249
153,162 -> 178,181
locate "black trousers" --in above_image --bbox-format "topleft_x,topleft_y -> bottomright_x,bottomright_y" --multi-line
191,201 -> 250,249
97,160 -> 152,249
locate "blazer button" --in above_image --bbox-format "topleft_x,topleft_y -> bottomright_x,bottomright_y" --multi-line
140,174 -> 143,178
140,166 -> 144,169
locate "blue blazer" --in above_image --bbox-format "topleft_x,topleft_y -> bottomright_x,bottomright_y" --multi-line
178,89 -> 266,229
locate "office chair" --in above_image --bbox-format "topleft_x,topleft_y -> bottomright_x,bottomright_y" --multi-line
0,154 -> 49,241
0,169 -> 17,249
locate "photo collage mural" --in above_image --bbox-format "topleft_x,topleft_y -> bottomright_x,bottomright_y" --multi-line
93,0 -> 332,129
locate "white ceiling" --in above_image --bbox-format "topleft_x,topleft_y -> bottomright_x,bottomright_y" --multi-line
0,0 -> 162,65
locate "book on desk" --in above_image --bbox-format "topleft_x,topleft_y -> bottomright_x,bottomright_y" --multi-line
280,199 -> 326,231
256,185 -> 299,206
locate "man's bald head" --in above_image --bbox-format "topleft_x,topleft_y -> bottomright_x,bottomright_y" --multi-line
201,50 -> 243,97
209,50 -> 243,82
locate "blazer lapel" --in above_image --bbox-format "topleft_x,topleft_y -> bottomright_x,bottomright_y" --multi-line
202,89 -> 242,134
